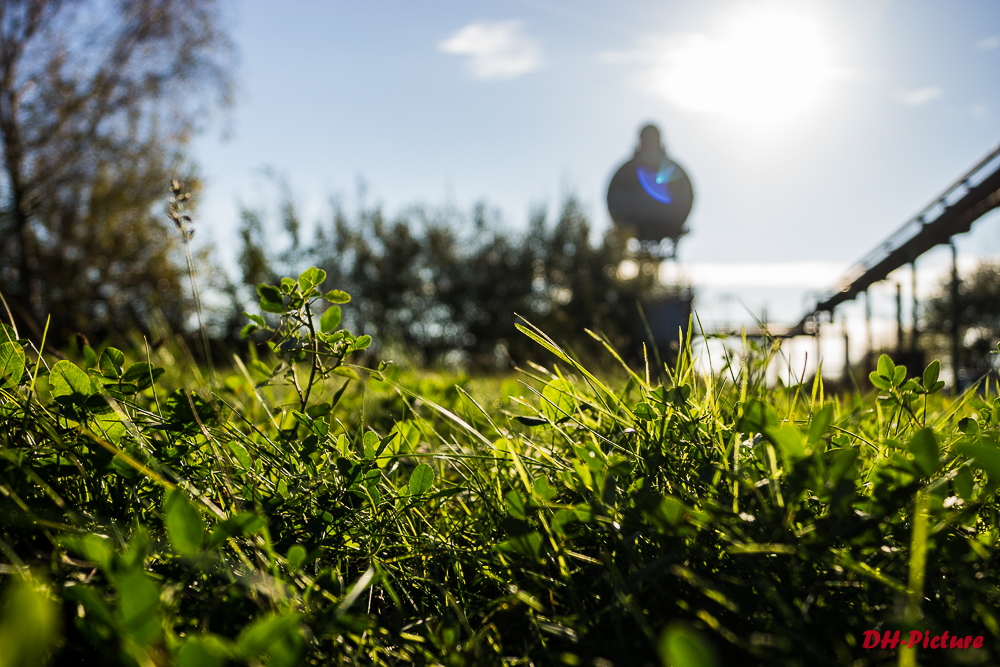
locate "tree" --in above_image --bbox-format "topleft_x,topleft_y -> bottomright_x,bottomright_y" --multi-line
924,259 -> 1000,380
237,185 -> 664,368
0,0 -> 234,343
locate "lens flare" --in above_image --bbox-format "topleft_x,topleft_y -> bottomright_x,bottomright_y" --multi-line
637,159 -> 679,204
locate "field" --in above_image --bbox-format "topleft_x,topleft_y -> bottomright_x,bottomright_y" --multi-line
1,268 -> 999,667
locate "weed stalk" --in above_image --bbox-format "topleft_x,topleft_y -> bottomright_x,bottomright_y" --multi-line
168,179 -> 215,384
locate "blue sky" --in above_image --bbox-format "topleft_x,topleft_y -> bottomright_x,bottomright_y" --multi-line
192,0 -> 1000,348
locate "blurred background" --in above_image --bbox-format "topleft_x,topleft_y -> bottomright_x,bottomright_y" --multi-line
2,0 -> 1000,386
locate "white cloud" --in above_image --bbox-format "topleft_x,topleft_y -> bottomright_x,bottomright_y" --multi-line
439,20 -> 541,81
897,86 -> 943,106
976,35 -> 1000,51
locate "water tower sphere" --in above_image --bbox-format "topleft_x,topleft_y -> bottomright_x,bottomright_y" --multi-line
607,124 -> 694,244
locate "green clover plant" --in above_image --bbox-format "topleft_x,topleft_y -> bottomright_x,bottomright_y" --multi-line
243,267 -> 372,415
869,354 -> 945,432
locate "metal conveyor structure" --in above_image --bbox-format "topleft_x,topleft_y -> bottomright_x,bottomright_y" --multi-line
794,142 -> 1000,334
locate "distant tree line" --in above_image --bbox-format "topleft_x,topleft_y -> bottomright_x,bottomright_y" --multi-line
233,187 -> 670,368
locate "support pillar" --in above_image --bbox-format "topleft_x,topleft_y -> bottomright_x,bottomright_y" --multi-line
911,260 -> 919,351
865,290 -> 872,368
896,282 -> 903,355
842,314 -> 850,384
951,241 -> 961,392
815,315 -> 821,375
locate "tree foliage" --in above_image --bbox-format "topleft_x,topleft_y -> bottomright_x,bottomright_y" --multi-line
236,188 -> 669,367
924,259 -> 1000,377
0,0 -> 234,344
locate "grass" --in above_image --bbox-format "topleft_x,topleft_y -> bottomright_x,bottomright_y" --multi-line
1,267 -> 999,667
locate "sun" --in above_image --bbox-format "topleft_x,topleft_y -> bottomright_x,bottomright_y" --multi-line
649,4 -> 844,125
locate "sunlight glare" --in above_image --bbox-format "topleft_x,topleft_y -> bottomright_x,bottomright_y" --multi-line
650,4 -> 843,125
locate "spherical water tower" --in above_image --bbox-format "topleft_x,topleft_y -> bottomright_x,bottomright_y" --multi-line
607,124 -> 694,258
607,123 -> 695,360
